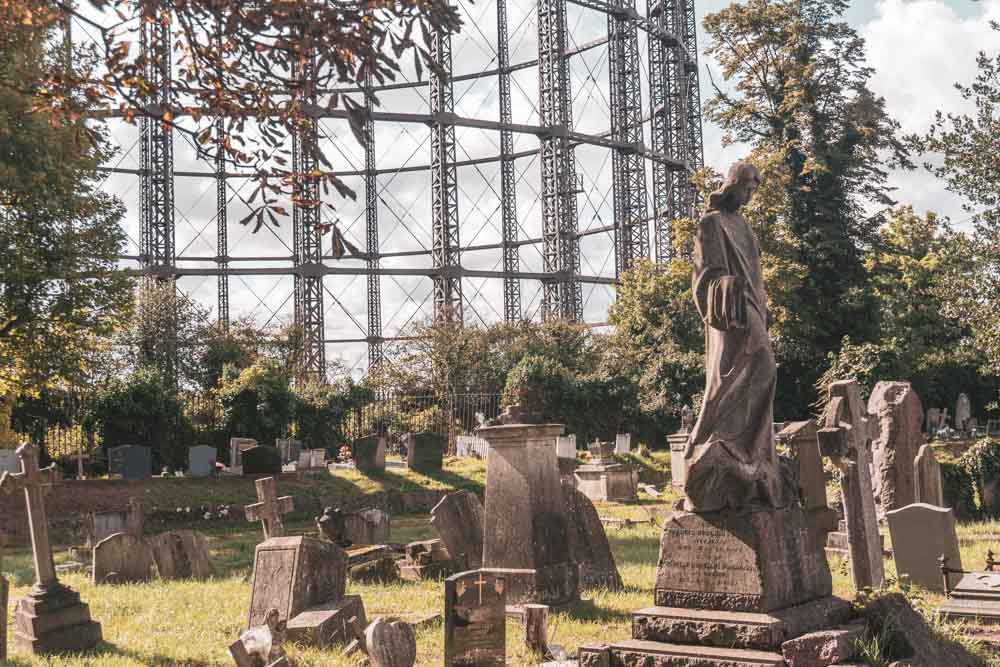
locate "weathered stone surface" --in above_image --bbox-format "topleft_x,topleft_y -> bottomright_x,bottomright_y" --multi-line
405,432 -> 445,473
556,435 -> 577,460
149,529 -> 215,580
248,535 -> 347,627
778,421 -> 828,511
243,446 -> 283,476
431,490 -> 484,571
955,393 -> 972,432
445,569 -> 506,667
574,463 -> 638,502
91,499 -> 144,545
109,444 -> 152,481
913,445 -> 944,507
285,595 -> 366,648
92,532 -> 155,584
668,430 -> 689,489
654,507 -> 832,613
863,593 -> 980,667
230,438 -> 258,467
780,623 -> 864,667
245,477 -> 294,540
588,441 -> 616,465
615,433 -> 632,455
938,569 -> 1000,623
229,607 -> 285,667
631,597 -> 852,651
867,381 -> 923,513
562,484 -> 623,591
399,539 -> 452,581
275,439 -> 301,465
188,445 -> 217,478
479,422 -> 579,606
366,616 -> 417,667
886,503 -> 961,592
350,555 -> 400,584
343,508 -> 390,545
606,639 -> 786,667
11,585 -> 102,655
355,434 -> 386,473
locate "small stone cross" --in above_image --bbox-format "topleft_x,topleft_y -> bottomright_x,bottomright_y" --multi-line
244,477 -> 294,540
0,443 -> 61,591
474,572 -> 489,604
70,446 -> 89,480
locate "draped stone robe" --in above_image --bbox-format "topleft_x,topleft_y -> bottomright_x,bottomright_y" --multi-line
683,208 -> 788,512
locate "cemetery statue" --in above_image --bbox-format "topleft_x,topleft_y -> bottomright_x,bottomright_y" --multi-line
683,161 -> 795,512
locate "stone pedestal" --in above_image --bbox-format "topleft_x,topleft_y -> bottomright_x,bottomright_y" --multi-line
12,583 -> 103,654
284,595 -> 366,648
573,463 -> 638,502
478,422 -> 579,607
667,431 -> 688,488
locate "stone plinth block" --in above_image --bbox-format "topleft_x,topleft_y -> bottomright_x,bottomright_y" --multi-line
248,536 -> 347,627
655,507 -> 832,613
285,595 -> 366,648
780,623 -> 865,667
573,464 -> 638,502
12,584 -> 102,654
604,639 -> 785,667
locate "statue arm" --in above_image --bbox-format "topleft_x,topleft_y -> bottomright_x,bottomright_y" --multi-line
692,214 -> 747,331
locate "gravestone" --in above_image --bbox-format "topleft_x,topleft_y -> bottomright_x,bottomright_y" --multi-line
478,416 -> 578,607
777,420 -> 827,511
405,432 -> 445,473
245,477 -> 294,540
556,434 -> 577,460
316,507 -> 353,548
925,407 -> 941,433
667,427 -> 690,488
355,434 -> 386,473
365,617 -> 417,667
188,445 -> 217,478
399,539 -> 453,581
431,490 -> 484,572
574,441 -> 637,502
343,508 -> 391,545
149,529 -> 215,580
562,484 -> 622,591
615,432 -> 631,455
955,393 -> 972,432
92,532 -> 155,584
109,444 -> 152,481
1,443 -> 103,654
248,535 -> 347,627
887,503 -> 961,592
275,439 -> 302,465
913,444 -> 944,506
456,435 -> 488,458
0,448 -> 17,474
939,568 -> 1000,624
298,449 -> 326,471
867,381 -> 923,513
243,446 -> 283,476
230,437 -> 258,468
91,499 -> 144,546
445,569 -> 507,667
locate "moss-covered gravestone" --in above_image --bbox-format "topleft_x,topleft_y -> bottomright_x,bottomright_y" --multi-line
405,432 -> 444,473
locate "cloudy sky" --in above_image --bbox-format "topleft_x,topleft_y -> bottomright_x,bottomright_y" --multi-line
89,0 -> 1000,377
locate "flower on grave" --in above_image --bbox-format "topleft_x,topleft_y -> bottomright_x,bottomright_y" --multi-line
219,506 -> 230,518
176,507 -> 183,513
185,506 -> 191,513
203,512 -> 212,520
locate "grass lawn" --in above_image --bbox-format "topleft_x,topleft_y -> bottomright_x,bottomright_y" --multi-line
1,456 -> 998,666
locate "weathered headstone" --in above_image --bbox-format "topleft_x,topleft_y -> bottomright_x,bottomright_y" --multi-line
456,435 -> 488,458
818,379 -> 884,591
562,484 -> 622,590
555,434 -> 577,460
0,443 -> 102,653
667,423 -> 690,489
297,449 -> 326,471
355,434 -> 386,473
365,617 -> 417,667
149,529 -> 215,580
614,432 -> 631,455
887,503 -> 961,592
109,444 -> 152,481
0,448 -> 18,474
230,437 -> 258,468
405,432 -> 445,473
431,490 -> 484,572
399,539 -> 453,581
188,445 -> 217,478
478,417 -> 578,606
574,441 -> 637,502
445,569 -> 506,667
925,407 -> 941,434
913,444 -> 944,507
343,508 -> 391,545
867,381 -> 923,513
243,446 -> 283,476
92,532 -> 155,584
777,420 -> 827,511
955,393 -> 972,432
245,477 -> 294,540
91,498 -> 144,545
275,439 -> 302,465
248,535 -> 347,627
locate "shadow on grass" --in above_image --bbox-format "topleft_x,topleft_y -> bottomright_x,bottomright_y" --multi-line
97,641 -> 214,667
561,599 -> 633,624
605,533 -> 662,565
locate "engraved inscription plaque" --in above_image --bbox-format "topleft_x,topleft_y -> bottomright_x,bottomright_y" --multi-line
249,547 -> 296,626
445,569 -> 506,666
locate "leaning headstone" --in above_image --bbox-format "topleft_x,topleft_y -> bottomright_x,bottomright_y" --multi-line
275,439 -> 302,465
431,490 -> 484,572
955,393 -> 972,432
188,445 -> 217,478
92,532 -> 155,584
243,446 -> 283,476
343,508 -> 391,545
867,381 -> 923,513
614,432 -> 631,455
248,535 -> 347,627
355,434 -> 386,473
555,434 -> 576,460
365,617 -> 417,667
887,503 -> 962,592
0,443 -> 103,654
406,432 -> 445,473
445,569 -> 507,667
913,444 -> 944,507
562,484 -> 623,590
230,437 -> 258,468
149,529 -> 215,580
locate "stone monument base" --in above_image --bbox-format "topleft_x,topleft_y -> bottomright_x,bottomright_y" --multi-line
939,570 -> 1000,624
574,464 -> 638,502
12,583 -> 103,654
285,595 -> 366,648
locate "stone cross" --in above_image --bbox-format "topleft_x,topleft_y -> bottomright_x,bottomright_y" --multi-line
818,380 -> 884,591
245,477 -> 294,540
70,445 -> 89,480
0,443 -> 61,591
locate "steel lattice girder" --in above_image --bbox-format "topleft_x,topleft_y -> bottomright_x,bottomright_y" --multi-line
498,0 -> 521,324
608,0 -> 649,275
364,71 -> 384,369
215,116 -> 229,329
140,6 -> 174,274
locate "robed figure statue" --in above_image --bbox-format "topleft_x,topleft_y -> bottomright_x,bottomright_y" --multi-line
684,162 -> 795,513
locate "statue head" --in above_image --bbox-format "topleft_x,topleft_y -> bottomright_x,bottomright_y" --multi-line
708,161 -> 761,212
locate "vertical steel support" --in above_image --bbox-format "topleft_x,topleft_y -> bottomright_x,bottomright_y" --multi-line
497,0 -> 521,324
681,0 -> 705,188
608,0 -> 649,275
430,27 -> 463,322
538,0 -> 582,322
364,73 -> 383,369
292,54 -> 326,383
215,117 -> 229,327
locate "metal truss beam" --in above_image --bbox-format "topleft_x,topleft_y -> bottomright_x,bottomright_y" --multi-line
430,27 -> 463,322
215,119 -> 229,328
498,0 -> 521,324
292,54 -> 326,383
608,0 -> 649,275
538,0 -> 583,322
364,72 -> 383,370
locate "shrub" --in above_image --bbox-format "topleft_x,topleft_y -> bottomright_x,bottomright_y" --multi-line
502,355 -> 577,423
293,379 -> 374,450
960,438 -> 1000,517
217,360 -> 295,447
